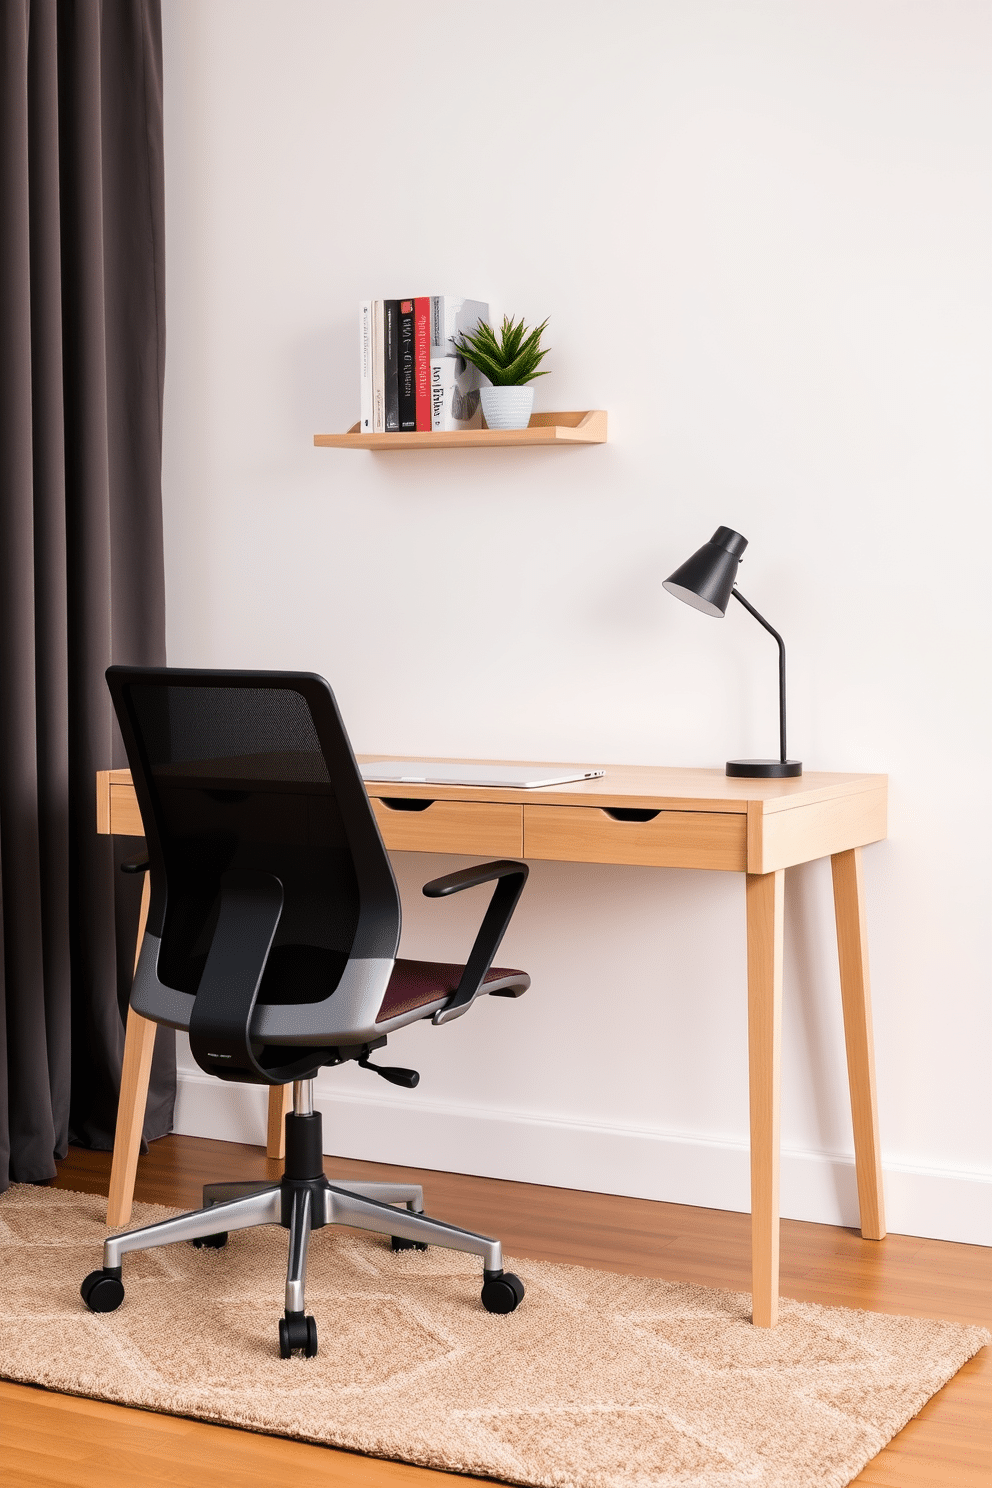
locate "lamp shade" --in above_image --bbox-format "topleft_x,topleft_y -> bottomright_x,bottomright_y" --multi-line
662,526 -> 748,617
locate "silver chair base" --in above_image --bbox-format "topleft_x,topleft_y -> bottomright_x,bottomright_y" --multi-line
89,1079 -> 520,1353
103,1174 -> 503,1322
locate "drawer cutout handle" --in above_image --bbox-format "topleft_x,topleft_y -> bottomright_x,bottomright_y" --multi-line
602,807 -> 661,823
379,797 -> 435,813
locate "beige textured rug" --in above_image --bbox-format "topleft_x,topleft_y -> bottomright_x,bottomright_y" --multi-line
0,1186 -> 987,1488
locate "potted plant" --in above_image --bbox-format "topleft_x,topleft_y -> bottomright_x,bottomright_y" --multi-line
453,314 -> 550,430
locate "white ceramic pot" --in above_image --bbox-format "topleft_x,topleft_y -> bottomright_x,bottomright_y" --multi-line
480,385 -> 535,431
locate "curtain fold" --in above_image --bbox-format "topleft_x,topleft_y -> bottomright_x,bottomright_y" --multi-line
0,0 -> 173,1189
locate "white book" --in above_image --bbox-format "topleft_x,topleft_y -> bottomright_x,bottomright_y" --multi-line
371,299 -> 385,433
429,297 -> 488,431
358,300 -> 372,434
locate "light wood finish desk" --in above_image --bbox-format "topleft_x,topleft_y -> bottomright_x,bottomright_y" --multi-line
97,761 -> 888,1328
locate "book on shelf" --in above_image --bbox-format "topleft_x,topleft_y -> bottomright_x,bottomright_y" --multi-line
398,301 -> 416,431
358,294 -> 488,435
430,296 -> 487,431
358,301 -> 372,434
383,299 -> 400,432
371,300 -> 384,432
414,296 -> 431,431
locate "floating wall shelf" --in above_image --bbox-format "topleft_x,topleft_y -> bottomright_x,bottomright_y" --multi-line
313,410 -> 607,451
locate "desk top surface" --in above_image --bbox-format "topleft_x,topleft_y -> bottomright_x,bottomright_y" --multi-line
103,759 -> 886,817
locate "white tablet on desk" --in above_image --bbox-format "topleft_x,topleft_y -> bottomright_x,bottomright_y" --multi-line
360,761 -> 605,789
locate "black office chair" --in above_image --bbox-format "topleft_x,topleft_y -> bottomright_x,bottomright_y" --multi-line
81,668 -> 530,1357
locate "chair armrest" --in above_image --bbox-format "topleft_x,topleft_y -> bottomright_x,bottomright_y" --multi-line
121,853 -> 150,874
422,860 -> 529,1026
422,860 -> 528,898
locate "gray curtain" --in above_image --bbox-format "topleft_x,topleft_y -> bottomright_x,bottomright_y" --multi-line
0,0 -> 174,1190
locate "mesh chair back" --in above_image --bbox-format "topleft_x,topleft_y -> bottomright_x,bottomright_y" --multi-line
107,669 -> 401,1035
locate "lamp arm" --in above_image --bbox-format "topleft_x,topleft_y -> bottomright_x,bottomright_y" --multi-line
730,588 -> 787,764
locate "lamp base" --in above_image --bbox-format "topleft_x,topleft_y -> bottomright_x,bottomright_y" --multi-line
726,759 -> 802,779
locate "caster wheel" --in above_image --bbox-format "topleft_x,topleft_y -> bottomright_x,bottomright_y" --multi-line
80,1269 -> 125,1313
192,1232 -> 228,1249
481,1270 -> 525,1314
279,1312 -> 318,1358
391,1235 -> 428,1252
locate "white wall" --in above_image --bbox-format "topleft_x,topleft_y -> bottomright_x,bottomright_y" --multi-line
160,1 -> 992,1244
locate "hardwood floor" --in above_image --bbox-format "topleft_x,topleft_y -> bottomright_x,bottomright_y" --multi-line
3,1134 -> 988,1487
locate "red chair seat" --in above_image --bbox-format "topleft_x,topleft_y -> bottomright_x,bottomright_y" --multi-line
377,959 -> 530,1023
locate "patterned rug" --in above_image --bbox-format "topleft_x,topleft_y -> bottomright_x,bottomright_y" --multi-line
0,1185 -> 986,1488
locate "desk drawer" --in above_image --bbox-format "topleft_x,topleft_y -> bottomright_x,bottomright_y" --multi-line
371,798 -> 523,856
523,805 -> 746,871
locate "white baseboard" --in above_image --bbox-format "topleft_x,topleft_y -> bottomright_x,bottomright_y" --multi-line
173,1071 -> 992,1247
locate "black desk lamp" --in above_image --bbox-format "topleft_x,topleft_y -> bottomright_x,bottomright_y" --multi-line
663,526 -> 802,779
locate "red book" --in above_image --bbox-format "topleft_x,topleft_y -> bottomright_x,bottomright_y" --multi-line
414,296 -> 431,431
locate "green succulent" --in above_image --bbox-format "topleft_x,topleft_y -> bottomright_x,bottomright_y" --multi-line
452,315 -> 550,387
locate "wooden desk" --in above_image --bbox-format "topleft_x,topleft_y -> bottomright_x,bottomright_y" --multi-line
98,761 -> 888,1327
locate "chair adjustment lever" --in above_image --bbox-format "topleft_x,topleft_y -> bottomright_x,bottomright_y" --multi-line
358,1058 -> 420,1089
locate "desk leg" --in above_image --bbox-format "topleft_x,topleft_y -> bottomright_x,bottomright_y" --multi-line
747,869 -> 784,1327
266,1084 -> 293,1159
831,847 -> 886,1240
107,873 -> 154,1228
